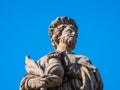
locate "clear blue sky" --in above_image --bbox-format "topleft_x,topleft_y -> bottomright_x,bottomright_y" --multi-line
0,0 -> 120,90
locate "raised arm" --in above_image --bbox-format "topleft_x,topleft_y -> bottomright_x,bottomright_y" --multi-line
20,55 -> 64,90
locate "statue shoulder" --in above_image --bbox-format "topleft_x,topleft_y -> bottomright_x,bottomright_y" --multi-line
74,54 -> 91,63
37,55 -> 48,67
37,54 -> 61,68
75,54 -> 89,60
75,54 -> 96,69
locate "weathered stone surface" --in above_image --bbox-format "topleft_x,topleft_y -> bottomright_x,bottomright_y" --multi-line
20,16 -> 103,90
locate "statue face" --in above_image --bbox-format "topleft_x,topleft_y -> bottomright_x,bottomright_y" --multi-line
59,24 -> 77,50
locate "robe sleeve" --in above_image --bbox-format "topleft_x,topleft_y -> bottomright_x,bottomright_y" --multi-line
77,55 -> 103,90
20,56 -> 64,90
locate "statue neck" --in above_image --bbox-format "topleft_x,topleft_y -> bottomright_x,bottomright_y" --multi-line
56,42 -> 71,52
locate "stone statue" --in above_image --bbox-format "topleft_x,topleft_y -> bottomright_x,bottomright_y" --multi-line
20,16 -> 103,90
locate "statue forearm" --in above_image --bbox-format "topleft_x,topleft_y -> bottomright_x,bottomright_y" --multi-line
41,74 -> 63,88
20,73 -> 63,90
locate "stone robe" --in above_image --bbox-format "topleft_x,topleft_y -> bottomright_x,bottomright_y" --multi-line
20,52 -> 103,90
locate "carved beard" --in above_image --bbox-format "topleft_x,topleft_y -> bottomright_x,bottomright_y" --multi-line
60,36 -> 76,50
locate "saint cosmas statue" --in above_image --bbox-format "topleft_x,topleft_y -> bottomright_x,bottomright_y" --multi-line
20,16 -> 103,90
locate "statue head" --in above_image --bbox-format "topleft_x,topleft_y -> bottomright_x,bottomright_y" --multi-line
49,16 -> 78,51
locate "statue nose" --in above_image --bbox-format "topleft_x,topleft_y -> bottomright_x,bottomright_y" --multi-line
72,31 -> 76,35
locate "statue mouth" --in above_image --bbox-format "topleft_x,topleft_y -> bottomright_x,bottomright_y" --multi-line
68,36 -> 76,40
68,35 -> 75,38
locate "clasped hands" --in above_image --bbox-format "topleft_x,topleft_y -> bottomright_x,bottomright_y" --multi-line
28,76 -> 51,90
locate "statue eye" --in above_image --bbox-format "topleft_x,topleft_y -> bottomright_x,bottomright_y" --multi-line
66,29 -> 72,33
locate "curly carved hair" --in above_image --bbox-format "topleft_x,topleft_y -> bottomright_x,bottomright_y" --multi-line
48,16 -> 78,49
